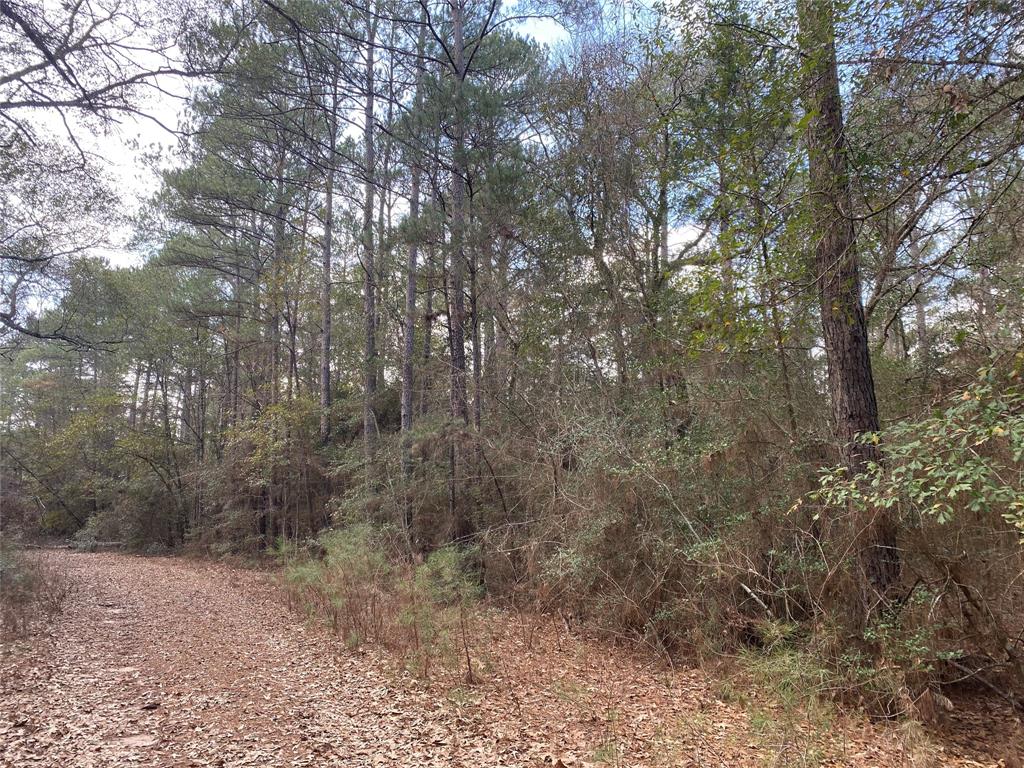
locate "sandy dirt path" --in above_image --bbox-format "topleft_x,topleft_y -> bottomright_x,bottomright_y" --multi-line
0,552 -> 1016,767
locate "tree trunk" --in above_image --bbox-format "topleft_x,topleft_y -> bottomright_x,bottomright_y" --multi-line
481,237 -> 499,409
320,139 -> 335,441
910,235 -> 931,393
448,0 -> 471,541
493,242 -> 510,397
798,0 -> 898,601
129,363 -> 142,428
470,230 -> 482,432
401,18 -> 427,545
139,366 -> 152,428
268,148 -> 287,409
421,247 -> 434,418
362,15 -> 379,479
231,263 -> 242,424
755,199 -> 798,436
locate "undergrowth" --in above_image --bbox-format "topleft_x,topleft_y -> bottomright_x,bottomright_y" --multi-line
277,524 -> 483,681
0,543 -> 75,637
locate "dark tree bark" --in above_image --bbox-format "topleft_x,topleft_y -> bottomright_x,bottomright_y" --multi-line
320,116 -> 336,442
470,230 -> 482,432
268,147 -> 287,409
797,0 -> 898,601
448,1 -> 469,429
231,262 -> 242,425
421,245 -> 434,418
798,0 -> 879,470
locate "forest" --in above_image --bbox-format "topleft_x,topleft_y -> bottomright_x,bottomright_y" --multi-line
1,0 -> 1023,763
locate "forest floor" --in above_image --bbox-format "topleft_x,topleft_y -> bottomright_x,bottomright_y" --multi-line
1,551 -> 1019,768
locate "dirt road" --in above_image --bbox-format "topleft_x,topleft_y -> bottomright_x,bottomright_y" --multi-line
0,552 -> 1015,767
2,553 -> 477,767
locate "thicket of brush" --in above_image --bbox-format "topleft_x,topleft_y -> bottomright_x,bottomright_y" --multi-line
5,349 -> 1021,719
0,544 -> 75,638
277,525 -> 484,681
255,356 -> 1024,719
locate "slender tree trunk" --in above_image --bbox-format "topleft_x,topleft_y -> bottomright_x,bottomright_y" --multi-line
420,144 -> 443,419
129,364 -> 142,429
320,120 -> 336,441
481,236 -> 498,407
181,363 -> 194,444
449,0 -> 469,427
658,131 -> 670,268
222,342 -> 232,433
374,38 -> 394,396
755,199 -> 798,436
157,370 -> 186,540
591,203 -> 629,388
448,0 -> 471,541
798,0 -> 898,600
287,304 -> 299,398
196,368 -> 206,461
232,265 -> 242,424
401,18 -> 428,544
289,198 -> 308,403
493,243 -> 509,396
401,160 -> 422,527
910,236 -> 931,392
421,248 -> 434,417
471,255 -> 482,432
139,367 -> 152,428
268,148 -> 287,409
193,366 -> 207,532
362,15 -> 379,478
469,204 -> 482,432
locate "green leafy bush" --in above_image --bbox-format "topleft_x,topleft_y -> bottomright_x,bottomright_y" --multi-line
805,360 -> 1024,711
813,362 -> 1024,533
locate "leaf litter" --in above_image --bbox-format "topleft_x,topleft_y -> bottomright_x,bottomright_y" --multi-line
1,552 -> 1019,767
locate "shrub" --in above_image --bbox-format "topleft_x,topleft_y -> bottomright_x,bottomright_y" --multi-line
0,544 -> 75,637
813,363 -> 1024,533
809,363 -> 1024,706
209,398 -> 329,553
279,524 -> 483,680
469,358 -> 1023,719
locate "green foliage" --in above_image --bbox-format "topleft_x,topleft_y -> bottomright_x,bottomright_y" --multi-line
740,639 -> 833,768
412,545 -> 482,607
204,397 -> 327,552
2,0 -> 1024,729
812,360 -> 1024,533
227,398 -> 320,491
